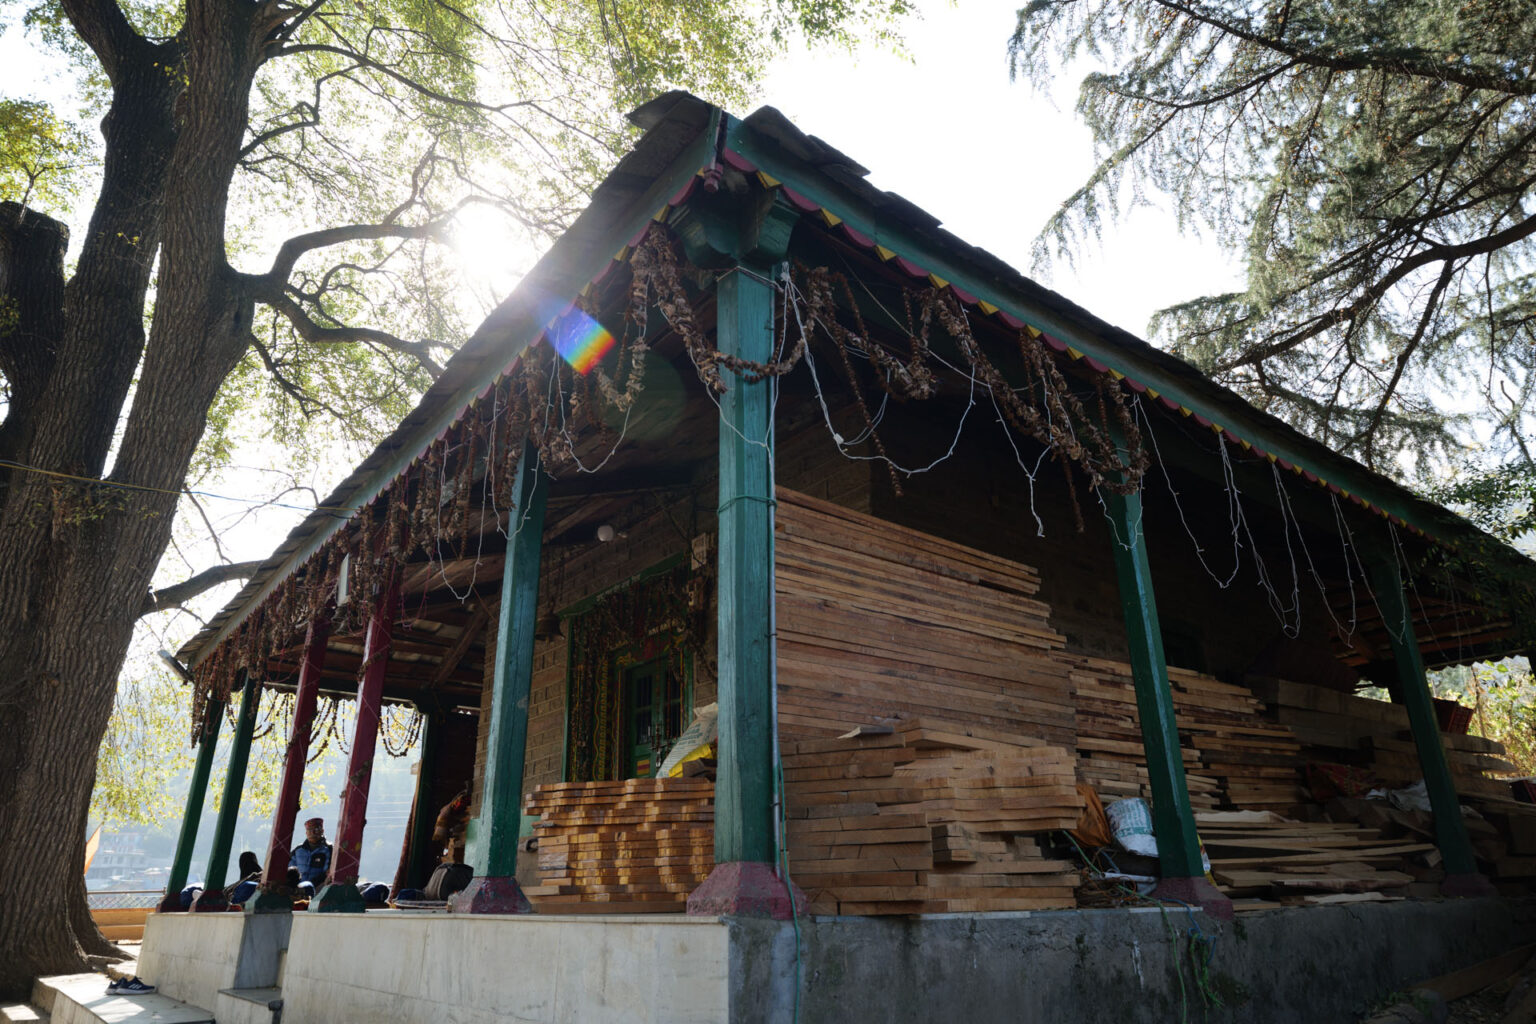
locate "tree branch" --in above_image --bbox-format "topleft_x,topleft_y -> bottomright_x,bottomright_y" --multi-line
140,561 -> 262,617
58,0 -> 153,83
254,218 -> 451,288
264,291 -> 444,376
1149,0 -> 1536,97
1221,208 -> 1536,371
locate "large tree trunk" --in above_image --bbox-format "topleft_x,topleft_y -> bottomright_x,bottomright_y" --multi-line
0,1 -> 265,998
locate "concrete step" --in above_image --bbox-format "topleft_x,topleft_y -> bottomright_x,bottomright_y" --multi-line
1,1002 -> 49,1022
275,947 -> 286,988
216,987 -> 283,1024
32,974 -> 213,1024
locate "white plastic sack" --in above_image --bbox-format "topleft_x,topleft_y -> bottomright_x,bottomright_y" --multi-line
1106,797 -> 1212,871
1106,798 -> 1160,857
659,703 -> 719,778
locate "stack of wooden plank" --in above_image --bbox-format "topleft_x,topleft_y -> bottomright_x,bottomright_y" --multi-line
522,778 -> 714,912
1198,810 -> 1434,908
1248,677 -> 1514,799
774,489 -> 1076,749
784,720 -> 1082,915
1070,659 -> 1304,813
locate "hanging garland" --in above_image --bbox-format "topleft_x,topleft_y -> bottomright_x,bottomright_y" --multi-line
565,561 -> 704,783
189,223 -> 1149,736
379,703 -> 425,757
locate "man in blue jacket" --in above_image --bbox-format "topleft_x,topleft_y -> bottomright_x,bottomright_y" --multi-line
289,817 -> 332,892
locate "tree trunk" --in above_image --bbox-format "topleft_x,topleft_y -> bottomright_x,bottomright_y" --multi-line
0,1 -> 265,997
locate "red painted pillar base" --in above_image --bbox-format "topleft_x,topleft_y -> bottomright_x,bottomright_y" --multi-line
1441,873 -> 1497,898
189,891 -> 230,914
155,894 -> 187,913
308,882 -> 367,914
1151,876 -> 1234,921
449,876 -> 533,915
687,862 -> 805,919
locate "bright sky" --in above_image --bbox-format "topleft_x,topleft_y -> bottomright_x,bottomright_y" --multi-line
760,4 -> 1243,338
0,1 -> 1244,586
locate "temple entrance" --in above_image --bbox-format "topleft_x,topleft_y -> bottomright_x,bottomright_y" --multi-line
622,655 -> 687,779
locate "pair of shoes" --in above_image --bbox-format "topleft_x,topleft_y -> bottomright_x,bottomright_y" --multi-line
106,976 -> 157,995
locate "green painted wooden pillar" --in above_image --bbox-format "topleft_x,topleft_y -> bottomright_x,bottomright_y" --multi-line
453,442 -> 545,914
709,263 -> 779,872
1367,556 -> 1486,889
158,693 -> 226,912
404,704 -> 444,891
192,673 -> 260,912
1101,487 -> 1208,882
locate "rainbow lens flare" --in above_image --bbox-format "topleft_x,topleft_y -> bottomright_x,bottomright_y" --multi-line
549,308 -> 615,375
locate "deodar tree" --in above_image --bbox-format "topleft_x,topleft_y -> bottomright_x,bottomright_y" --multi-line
0,0 -> 906,997
1010,0 -> 1536,530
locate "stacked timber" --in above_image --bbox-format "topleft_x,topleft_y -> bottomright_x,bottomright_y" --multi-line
522,778 -> 714,912
774,488 -> 1076,749
784,720 -> 1082,915
1070,659 -> 1305,812
1248,677 -> 1514,798
1199,810 -> 1434,908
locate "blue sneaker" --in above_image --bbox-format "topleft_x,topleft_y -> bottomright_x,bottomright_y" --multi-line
112,977 -> 156,995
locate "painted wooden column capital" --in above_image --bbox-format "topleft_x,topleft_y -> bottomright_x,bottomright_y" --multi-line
1365,554 -> 1492,895
158,692 -> 227,912
453,441 -> 546,914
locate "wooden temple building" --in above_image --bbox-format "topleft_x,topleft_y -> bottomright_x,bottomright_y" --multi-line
127,92 -> 1536,1023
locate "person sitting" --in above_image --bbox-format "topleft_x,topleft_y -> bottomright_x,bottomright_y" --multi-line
226,850 -> 262,905
289,817 -> 333,890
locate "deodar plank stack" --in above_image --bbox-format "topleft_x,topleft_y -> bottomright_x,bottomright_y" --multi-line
523,778 -> 715,912
774,489 -> 1076,749
784,720 -> 1082,914
1071,657 -> 1305,813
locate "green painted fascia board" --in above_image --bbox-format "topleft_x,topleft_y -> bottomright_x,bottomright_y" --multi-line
189,113 -> 721,667
724,117 -> 1438,537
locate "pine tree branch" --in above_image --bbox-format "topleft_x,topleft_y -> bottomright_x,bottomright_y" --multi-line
1149,0 -> 1536,96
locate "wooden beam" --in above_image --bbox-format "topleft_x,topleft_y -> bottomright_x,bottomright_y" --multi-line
428,599 -> 491,690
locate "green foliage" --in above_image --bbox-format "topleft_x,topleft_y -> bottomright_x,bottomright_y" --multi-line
37,0 -> 910,835
1011,0 -> 1536,505
0,97 -> 91,214
1430,659 -> 1536,777
1430,456 -> 1536,546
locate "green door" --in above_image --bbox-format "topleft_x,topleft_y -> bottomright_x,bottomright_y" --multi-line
623,657 -> 685,779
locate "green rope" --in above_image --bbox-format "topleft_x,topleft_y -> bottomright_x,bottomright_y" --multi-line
775,755 -> 804,1024
1060,831 -> 1225,1019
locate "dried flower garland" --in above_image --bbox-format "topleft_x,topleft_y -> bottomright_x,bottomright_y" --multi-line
190,223 -> 1148,737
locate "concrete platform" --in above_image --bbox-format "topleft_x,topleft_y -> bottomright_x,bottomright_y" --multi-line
120,896 -> 1535,1023
30,975 -> 212,1024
